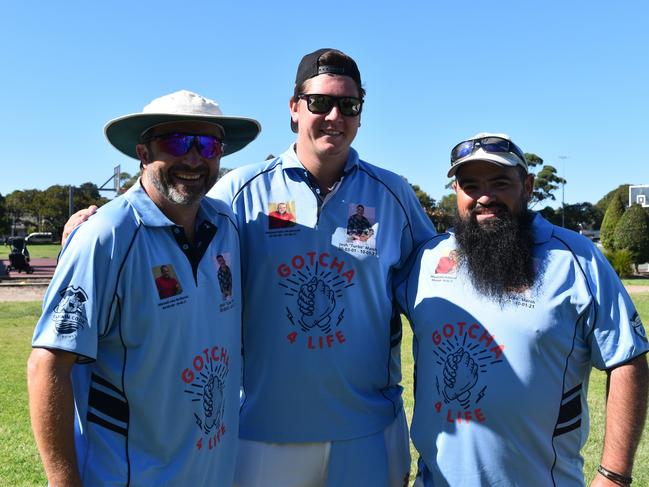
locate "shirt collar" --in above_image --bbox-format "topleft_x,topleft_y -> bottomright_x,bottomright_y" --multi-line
123,180 -> 216,228
281,143 -> 360,175
531,212 -> 554,244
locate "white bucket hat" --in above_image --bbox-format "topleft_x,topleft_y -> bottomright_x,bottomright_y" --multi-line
447,132 -> 527,178
104,90 -> 261,159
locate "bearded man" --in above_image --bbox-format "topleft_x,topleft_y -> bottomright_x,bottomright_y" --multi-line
396,133 -> 648,487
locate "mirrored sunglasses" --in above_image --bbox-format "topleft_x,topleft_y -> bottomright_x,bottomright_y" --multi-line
145,133 -> 224,159
451,137 -> 526,165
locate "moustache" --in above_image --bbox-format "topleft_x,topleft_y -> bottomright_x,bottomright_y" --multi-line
470,203 -> 510,216
169,164 -> 209,176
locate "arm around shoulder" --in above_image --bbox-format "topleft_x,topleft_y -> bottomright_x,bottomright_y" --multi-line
27,348 -> 83,487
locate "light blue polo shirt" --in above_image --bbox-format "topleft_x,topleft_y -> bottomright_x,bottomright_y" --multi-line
209,144 -> 436,442
396,213 -> 648,486
32,183 -> 242,485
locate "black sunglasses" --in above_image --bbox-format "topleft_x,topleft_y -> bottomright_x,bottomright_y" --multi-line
144,133 -> 224,159
450,137 -> 526,165
298,94 -> 363,117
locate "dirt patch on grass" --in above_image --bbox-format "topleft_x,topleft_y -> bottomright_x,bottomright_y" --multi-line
0,286 -> 47,302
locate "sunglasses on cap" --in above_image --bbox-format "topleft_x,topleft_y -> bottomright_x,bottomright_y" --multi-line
451,136 -> 526,165
298,94 -> 363,117
144,133 -> 224,159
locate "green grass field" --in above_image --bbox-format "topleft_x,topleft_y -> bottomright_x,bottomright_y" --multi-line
622,278 -> 649,286
0,303 -> 46,486
3,243 -> 61,260
2,297 -> 648,486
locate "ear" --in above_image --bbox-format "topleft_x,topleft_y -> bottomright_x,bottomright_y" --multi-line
451,180 -> 458,194
289,98 -> 299,124
524,173 -> 535,201
136,144 -> 149,165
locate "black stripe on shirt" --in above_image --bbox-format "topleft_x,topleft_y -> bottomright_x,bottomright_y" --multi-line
87,411 -> 128,436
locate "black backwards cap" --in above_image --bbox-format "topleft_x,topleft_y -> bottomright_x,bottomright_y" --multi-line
291,48 -> 362,132
295,48 -> 362,88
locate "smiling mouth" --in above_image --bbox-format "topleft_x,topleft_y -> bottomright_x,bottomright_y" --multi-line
472,205 -> 509,219
321,129 -> 343,136
173,172 -> 204,182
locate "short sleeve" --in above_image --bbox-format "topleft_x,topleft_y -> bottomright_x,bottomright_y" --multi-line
32,219 -> 123,362
396,181 -> 437,269
586,249 -> 649,369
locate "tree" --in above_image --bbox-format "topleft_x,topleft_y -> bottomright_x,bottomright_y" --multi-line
5,190 -> 28,234
0,193 -> 9,236
540,203 -> 603,231
525,153 -> 566,207
613,204 -> 649,271
5,184 -> 109,239
409,184 -> 437,227
411,184 -> 436,212
75,183 -> 110,210
431,193 -> 456,232
6,189 -> 45,233
120,171 -> 140,192
595,184 -> 630,215
600,193 -> 626,251
41,185 -> 70,234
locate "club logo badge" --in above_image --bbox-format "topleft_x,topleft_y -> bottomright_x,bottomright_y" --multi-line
52,286 -> 89,336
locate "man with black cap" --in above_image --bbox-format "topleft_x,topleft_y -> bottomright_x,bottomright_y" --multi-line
27,90 -> 260,485
210,49 -> 435,486
395,133 -> 648,486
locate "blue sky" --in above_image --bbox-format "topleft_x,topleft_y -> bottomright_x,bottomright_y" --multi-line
2,1 -> 647,208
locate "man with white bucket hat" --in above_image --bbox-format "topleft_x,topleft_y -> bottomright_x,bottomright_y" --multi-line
395,132 -> 648,486
28,90 -> 260,485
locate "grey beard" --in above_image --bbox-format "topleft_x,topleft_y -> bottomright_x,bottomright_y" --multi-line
146,166 -> 216,206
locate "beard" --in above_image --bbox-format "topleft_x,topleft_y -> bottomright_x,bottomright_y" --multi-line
453,203 -> 537,304
146,162 -> 217,206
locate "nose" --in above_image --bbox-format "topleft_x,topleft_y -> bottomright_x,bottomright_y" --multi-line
324,103 -> 343,121
181,146 -> 206,168
476,192 -> 495,204
474,185 -> 499,206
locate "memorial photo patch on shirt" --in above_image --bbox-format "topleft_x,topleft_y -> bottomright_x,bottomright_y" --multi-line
267,201 -> 297,230
153,264 -> 182,300
434,251 -> 458,275
214,253 -> 235,312
331,203 -> 378,257
52,285 -> 89,336
429,250 -> 458,283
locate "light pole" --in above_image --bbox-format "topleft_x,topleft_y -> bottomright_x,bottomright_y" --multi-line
558,155 -> 567,227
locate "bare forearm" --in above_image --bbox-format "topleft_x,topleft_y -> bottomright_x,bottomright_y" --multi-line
27,349 -> 82,486
599,354 -> 649,476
